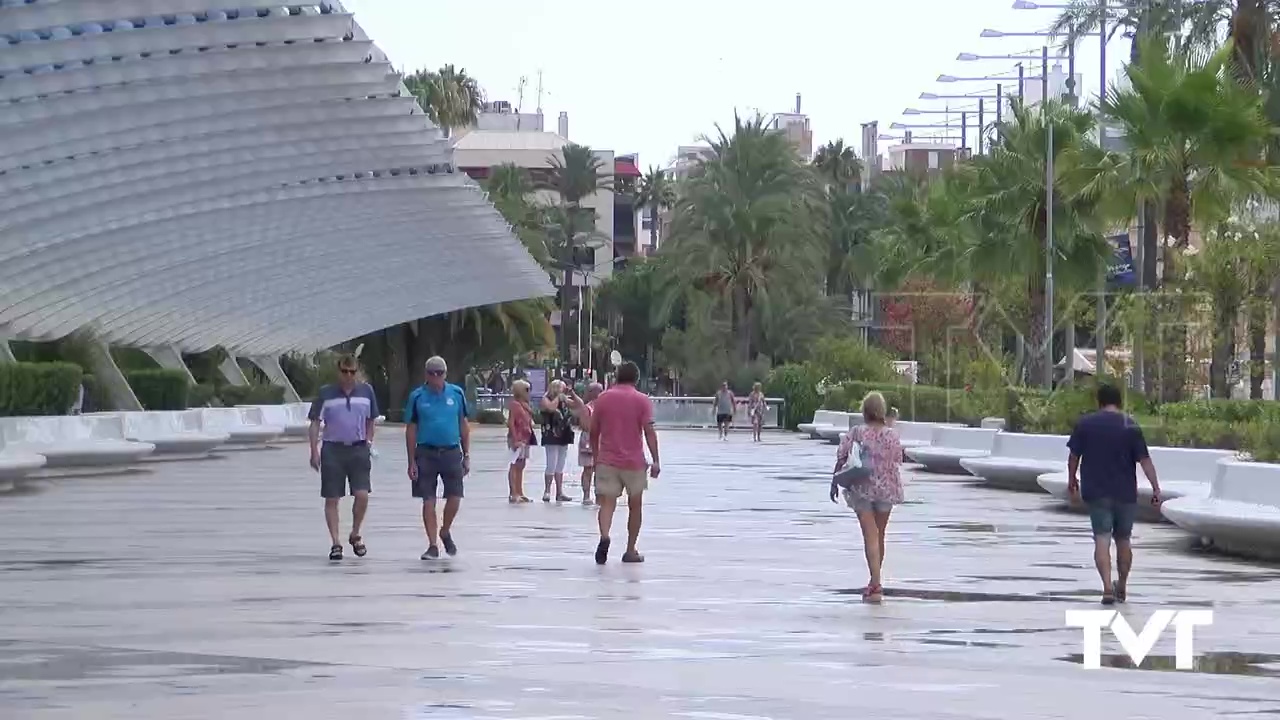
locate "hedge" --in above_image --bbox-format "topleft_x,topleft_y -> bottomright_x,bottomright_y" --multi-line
188,383 -> 217,408
823,381 -> 1003,426
219,383 -> 285,406
0,362 -> 83,416
475,408 -> 506,425
766,363 -> 822,430
125,369 -> 190,411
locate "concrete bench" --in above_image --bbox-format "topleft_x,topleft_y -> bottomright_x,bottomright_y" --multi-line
241,404 -> 308,439
798,410 -> 850,439
1161,460 -> 1280,559
116,412 -> 230,460
0,439 -> 48,491
960,433 -> 1070,491
893,420 -> 961,451
1037,446 -> 1237,521
904,427 -> 999,474
0,416 -> 154,476
193,408 -> 283,449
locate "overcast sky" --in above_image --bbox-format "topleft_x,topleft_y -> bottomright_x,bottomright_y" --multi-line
342,0 -> 1133,168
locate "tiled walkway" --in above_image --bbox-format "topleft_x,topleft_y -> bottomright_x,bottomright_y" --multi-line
1,428 -> 1278,718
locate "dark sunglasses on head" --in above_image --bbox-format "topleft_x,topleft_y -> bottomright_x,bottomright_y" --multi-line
339,368 -> 358,375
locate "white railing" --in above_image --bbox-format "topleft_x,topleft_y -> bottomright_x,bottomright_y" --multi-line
472,393 -> 784,428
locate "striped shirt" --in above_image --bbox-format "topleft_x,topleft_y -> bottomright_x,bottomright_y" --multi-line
308,383 -> 379,443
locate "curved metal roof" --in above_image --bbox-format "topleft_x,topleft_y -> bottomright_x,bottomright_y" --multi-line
0,1 -> 553,355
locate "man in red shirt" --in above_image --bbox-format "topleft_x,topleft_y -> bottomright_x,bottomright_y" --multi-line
588,361 -> 661,564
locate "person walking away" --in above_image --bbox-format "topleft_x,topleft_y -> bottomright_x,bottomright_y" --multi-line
589,361 -> 660,564
308,354 -> 379,560
464,367 -> 481,421
539,380 -> 575,503
1067,383 -> 1161,605
574,383 -> 604,505
746,382 -> 767,442
830,391 -> 903,603
713,381 -> 736,440
506,380 -> 535,503
405,356 -> 471,559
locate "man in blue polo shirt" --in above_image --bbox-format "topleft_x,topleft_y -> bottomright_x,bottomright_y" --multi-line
308,354 -> 379,561
405,355 -> 471,560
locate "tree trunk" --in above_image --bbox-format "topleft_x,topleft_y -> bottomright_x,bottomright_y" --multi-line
732,285 -> 751,363
649,201 -> 659,251
385,324 -> 411,421
1025,282 -> 1047,390
1063,317 -> 1075,387
1210,300 -> 1239,399
1249,284 -> 1268,399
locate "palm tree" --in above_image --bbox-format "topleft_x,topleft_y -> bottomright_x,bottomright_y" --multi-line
1083,36 -> 1276,398
812,139 -> 862,189
541,143 -> 613,363
822,184 -> 885,299
403,64 -> 484,136
663,114 -> 825,362
634,166 -> 675,252
953,99 -> 1113,386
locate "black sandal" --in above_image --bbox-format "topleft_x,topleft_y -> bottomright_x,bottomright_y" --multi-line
349,534 -> 367,557
328,544 -> 343,561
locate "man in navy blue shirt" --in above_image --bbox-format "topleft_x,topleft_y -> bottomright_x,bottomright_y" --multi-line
1067,383 -> 1161,605
405,356 -> 471,560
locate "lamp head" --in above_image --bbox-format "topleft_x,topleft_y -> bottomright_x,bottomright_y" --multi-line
956,52 -> 979,61
902,108 -> 921,115
1012,0 -> 1039,8
937,74 -> 958,83
918,92 -> 939,100
980,28 -> 1003,37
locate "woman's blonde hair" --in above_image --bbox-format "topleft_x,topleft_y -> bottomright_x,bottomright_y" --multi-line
512,379 -> 531,398
546,379 -> 564,397
861,391 -> 888,423
752,381 -> 762,391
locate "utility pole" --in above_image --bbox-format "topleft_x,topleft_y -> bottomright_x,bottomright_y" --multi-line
1096,0 -> 1108,379
1043,45 -> 1055,390
515,75 -> 527,130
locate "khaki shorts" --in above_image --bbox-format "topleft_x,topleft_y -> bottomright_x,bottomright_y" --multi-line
594,464 -> 648,498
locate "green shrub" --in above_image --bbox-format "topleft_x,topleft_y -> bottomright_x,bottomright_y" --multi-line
830,381 -> 996,425
219,383 -> 285,406
0,362 -> 83,416
1242,422 -> 1280,463
766,363 -> 822,430
476,408 -> 506,425
1158,399 -> 1280,425
125,369 -> 190,411
810,336 -> 897,384
80,373 -> 114,413
188,383 -> 217,408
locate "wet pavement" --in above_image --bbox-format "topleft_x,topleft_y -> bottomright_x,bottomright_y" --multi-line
1,428 -> 1278,719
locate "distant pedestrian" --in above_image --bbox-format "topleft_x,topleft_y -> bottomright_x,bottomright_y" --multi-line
574,382 -> 604,505
713,381 -> 736,440
308,354 -> 378,561
746,382 -> 767,442
539,380 -> 576,503
1067,383 -> 1161,605
589,361 -> 660,564
405,356 -> 471,560
831,391 -> 902,603
506,379 -> 534,503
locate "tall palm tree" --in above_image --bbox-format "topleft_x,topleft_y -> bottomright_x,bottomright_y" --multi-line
663,114 -> 825,361
403,64 -> 484,136
634,166 -> 675,252
541,143 -> 613,363
812,139 -> 862,189
822,184 -> 885,299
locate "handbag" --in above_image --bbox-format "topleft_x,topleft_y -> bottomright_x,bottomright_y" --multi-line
833,441 -> 874,489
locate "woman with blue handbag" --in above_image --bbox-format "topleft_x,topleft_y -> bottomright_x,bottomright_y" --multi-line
829,391 -> 903,603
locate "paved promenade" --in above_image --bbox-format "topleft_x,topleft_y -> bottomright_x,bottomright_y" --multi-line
1,427 -> 1278,718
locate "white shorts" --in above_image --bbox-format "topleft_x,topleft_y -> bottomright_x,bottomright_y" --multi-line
543,444 -> 569,474
508,445 -> 530,465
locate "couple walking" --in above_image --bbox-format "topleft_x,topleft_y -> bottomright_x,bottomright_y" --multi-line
308,355 -> 470,561
508,362 -> 660,563
505,379 -> 598,504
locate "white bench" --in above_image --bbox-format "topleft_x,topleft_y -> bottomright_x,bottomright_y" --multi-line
0,416 -> 154,476
0,438 -> 47,491
1161,460 -> 1280,559
240,404 -> 309,439
981,417 -> 1007,430
1037,446 -> 1237,520
960,433 -> 1070,491
798,410 -> 850,439
904,427 -> 999,474
193,408 -> 283,449
116,411 -> 230,460
892,420 -> 961,451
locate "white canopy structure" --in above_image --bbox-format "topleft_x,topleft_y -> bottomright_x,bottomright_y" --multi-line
0,1 -> 553,366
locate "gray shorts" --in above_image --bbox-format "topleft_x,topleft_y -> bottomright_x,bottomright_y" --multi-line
414,445 -> 464,501
320,442 -> 371,498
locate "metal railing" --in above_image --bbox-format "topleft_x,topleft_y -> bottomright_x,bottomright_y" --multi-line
472,393 -> 785,428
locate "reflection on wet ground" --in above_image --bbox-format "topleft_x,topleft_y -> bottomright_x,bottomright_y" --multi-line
0,428 -> 1278,718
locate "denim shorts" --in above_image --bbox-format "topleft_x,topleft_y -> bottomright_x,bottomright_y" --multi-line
1087,498 -> 1137,540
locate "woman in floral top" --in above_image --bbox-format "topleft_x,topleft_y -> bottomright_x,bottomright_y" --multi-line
746,382 -> 767,442
506,380 -> 535,503
830,391 -> 903,603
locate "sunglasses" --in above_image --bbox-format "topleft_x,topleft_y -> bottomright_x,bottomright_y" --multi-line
339,368 -> 358,375
426,369 -> 445,376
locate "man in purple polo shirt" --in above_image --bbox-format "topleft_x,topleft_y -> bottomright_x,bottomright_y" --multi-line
309,354 -> 379,561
